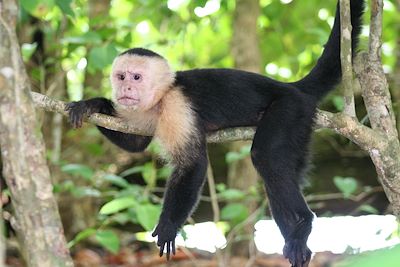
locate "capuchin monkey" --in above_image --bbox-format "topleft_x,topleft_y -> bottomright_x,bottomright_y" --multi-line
66,1 -> 364,266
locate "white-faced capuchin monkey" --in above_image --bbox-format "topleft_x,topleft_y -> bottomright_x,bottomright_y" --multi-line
66,1 -> 364,266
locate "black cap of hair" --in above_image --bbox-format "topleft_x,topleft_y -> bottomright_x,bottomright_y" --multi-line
120,48 -> 163,58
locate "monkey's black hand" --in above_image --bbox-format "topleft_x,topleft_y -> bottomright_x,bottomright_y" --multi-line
283,239 -> 311,267
152,220 -> 177,260
65,101 -> 94,128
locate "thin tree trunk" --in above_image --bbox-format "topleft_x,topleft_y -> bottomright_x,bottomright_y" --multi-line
0,1 -> 73,266
228,0 -> 261,259
0,200 -> 4,267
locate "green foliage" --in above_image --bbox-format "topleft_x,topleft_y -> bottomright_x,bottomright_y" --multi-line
61,164 -> 94,181
136,204 -> 162,231
95,230 -> 120,254
221,203 -> 249,223
21,43 -> 38,62
334,245 -> 400,267
67,228 -> 96,248
99,197 -> 137,215
88,44 -> 119,72
225,145 -> 251,164
333,176 -> 358,198
332,95 -> 345,111
55,0 -> 74,17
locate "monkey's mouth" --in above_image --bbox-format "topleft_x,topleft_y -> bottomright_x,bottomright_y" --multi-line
117,96 -> 140,106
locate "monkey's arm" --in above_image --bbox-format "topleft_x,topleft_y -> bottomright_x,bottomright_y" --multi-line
152,142 -> 208,259
66,98 -> 152,152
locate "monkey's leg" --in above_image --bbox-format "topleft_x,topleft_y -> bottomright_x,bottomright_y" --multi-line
66,98 -> 152,152
251,94 -> 316,267
152,142 -> 208,259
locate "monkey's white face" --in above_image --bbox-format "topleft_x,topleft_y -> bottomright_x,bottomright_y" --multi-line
110,54 -> 175,112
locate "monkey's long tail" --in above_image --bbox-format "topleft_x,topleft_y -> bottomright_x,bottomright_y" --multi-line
292,0 -> 365,100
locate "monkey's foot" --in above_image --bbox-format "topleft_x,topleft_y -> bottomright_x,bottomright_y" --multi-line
283,239 -> 311,267
152,220 -> 178,260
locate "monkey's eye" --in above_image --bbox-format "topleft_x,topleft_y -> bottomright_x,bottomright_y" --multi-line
116,74 -> 125,81
133,73 -> 142,81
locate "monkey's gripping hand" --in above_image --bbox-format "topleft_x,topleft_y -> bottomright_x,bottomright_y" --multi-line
152,220 -> 178,260
65,98 -> 115,128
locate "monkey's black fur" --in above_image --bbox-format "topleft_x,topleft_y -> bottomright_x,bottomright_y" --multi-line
120,47 -> 163,58
66,1 -> 365,266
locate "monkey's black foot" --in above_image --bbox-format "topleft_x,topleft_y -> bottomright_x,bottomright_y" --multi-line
65,101 -> 96,128
283,239 -> 311,267
152,220 -> 178,260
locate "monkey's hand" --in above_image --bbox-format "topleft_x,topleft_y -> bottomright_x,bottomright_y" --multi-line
65,98 -> 114,128
283,239 -> 311,267
152,220 -> 177,260
65,101 -> 96,128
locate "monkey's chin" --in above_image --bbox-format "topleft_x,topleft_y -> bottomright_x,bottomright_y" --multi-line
117,103 -> 139,112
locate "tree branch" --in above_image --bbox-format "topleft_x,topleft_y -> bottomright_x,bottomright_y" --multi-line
31,91 -> 384,149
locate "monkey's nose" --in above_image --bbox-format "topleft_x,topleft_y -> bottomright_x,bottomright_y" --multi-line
127,87 -> 131,91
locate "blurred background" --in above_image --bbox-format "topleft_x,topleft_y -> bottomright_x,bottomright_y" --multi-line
1,0 -> 400,266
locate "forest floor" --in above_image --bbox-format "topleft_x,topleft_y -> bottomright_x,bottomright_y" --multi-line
6,243 -> 345,267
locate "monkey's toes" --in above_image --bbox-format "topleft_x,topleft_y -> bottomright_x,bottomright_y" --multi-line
283,239 -> 311,267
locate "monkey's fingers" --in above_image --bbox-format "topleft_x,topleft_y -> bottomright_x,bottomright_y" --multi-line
172,240 -> 176,255
159,243 -> 165,257
166,242 -> 171,260
65,102 -> 85,128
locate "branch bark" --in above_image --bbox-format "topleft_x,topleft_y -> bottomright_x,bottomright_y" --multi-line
0,1 -> 73,266
30,91 -> 382,146
340,0 -> 356,117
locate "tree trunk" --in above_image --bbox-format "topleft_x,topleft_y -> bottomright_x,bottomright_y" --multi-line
0,1 -> 73,266
355,0 -> 400,216
228,0 -> 261,258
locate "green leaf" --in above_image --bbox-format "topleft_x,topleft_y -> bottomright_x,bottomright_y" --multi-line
219,189 -> 246,201
332,96 -> 345,111
221,203 -> 249,222
157,166 -> 173,179
102,174 -> 130,188
88,44 -> 118,72
333,176 -> 358,198
99,197 -> 137,215
20,0 -> 40,13
110,212 -> 133,225
216,183 -> 226,192
61,164 -> 94,180
337,244 -> 400,267
225,151 -> 244,164
71,186 -> 101,198
68,228 -> 96,248
120,166 -> 143,177
95,230 -> 120,254
55,0 -> 74,17
21,43 -> 38,62
62,32 -> 102,45
21,0 -> 55,17
136,204 -> 162,231
142,162 -> 157,187
239,145 -> 251,155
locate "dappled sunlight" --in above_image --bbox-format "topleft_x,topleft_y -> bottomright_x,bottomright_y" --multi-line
146,215 -> 400,255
